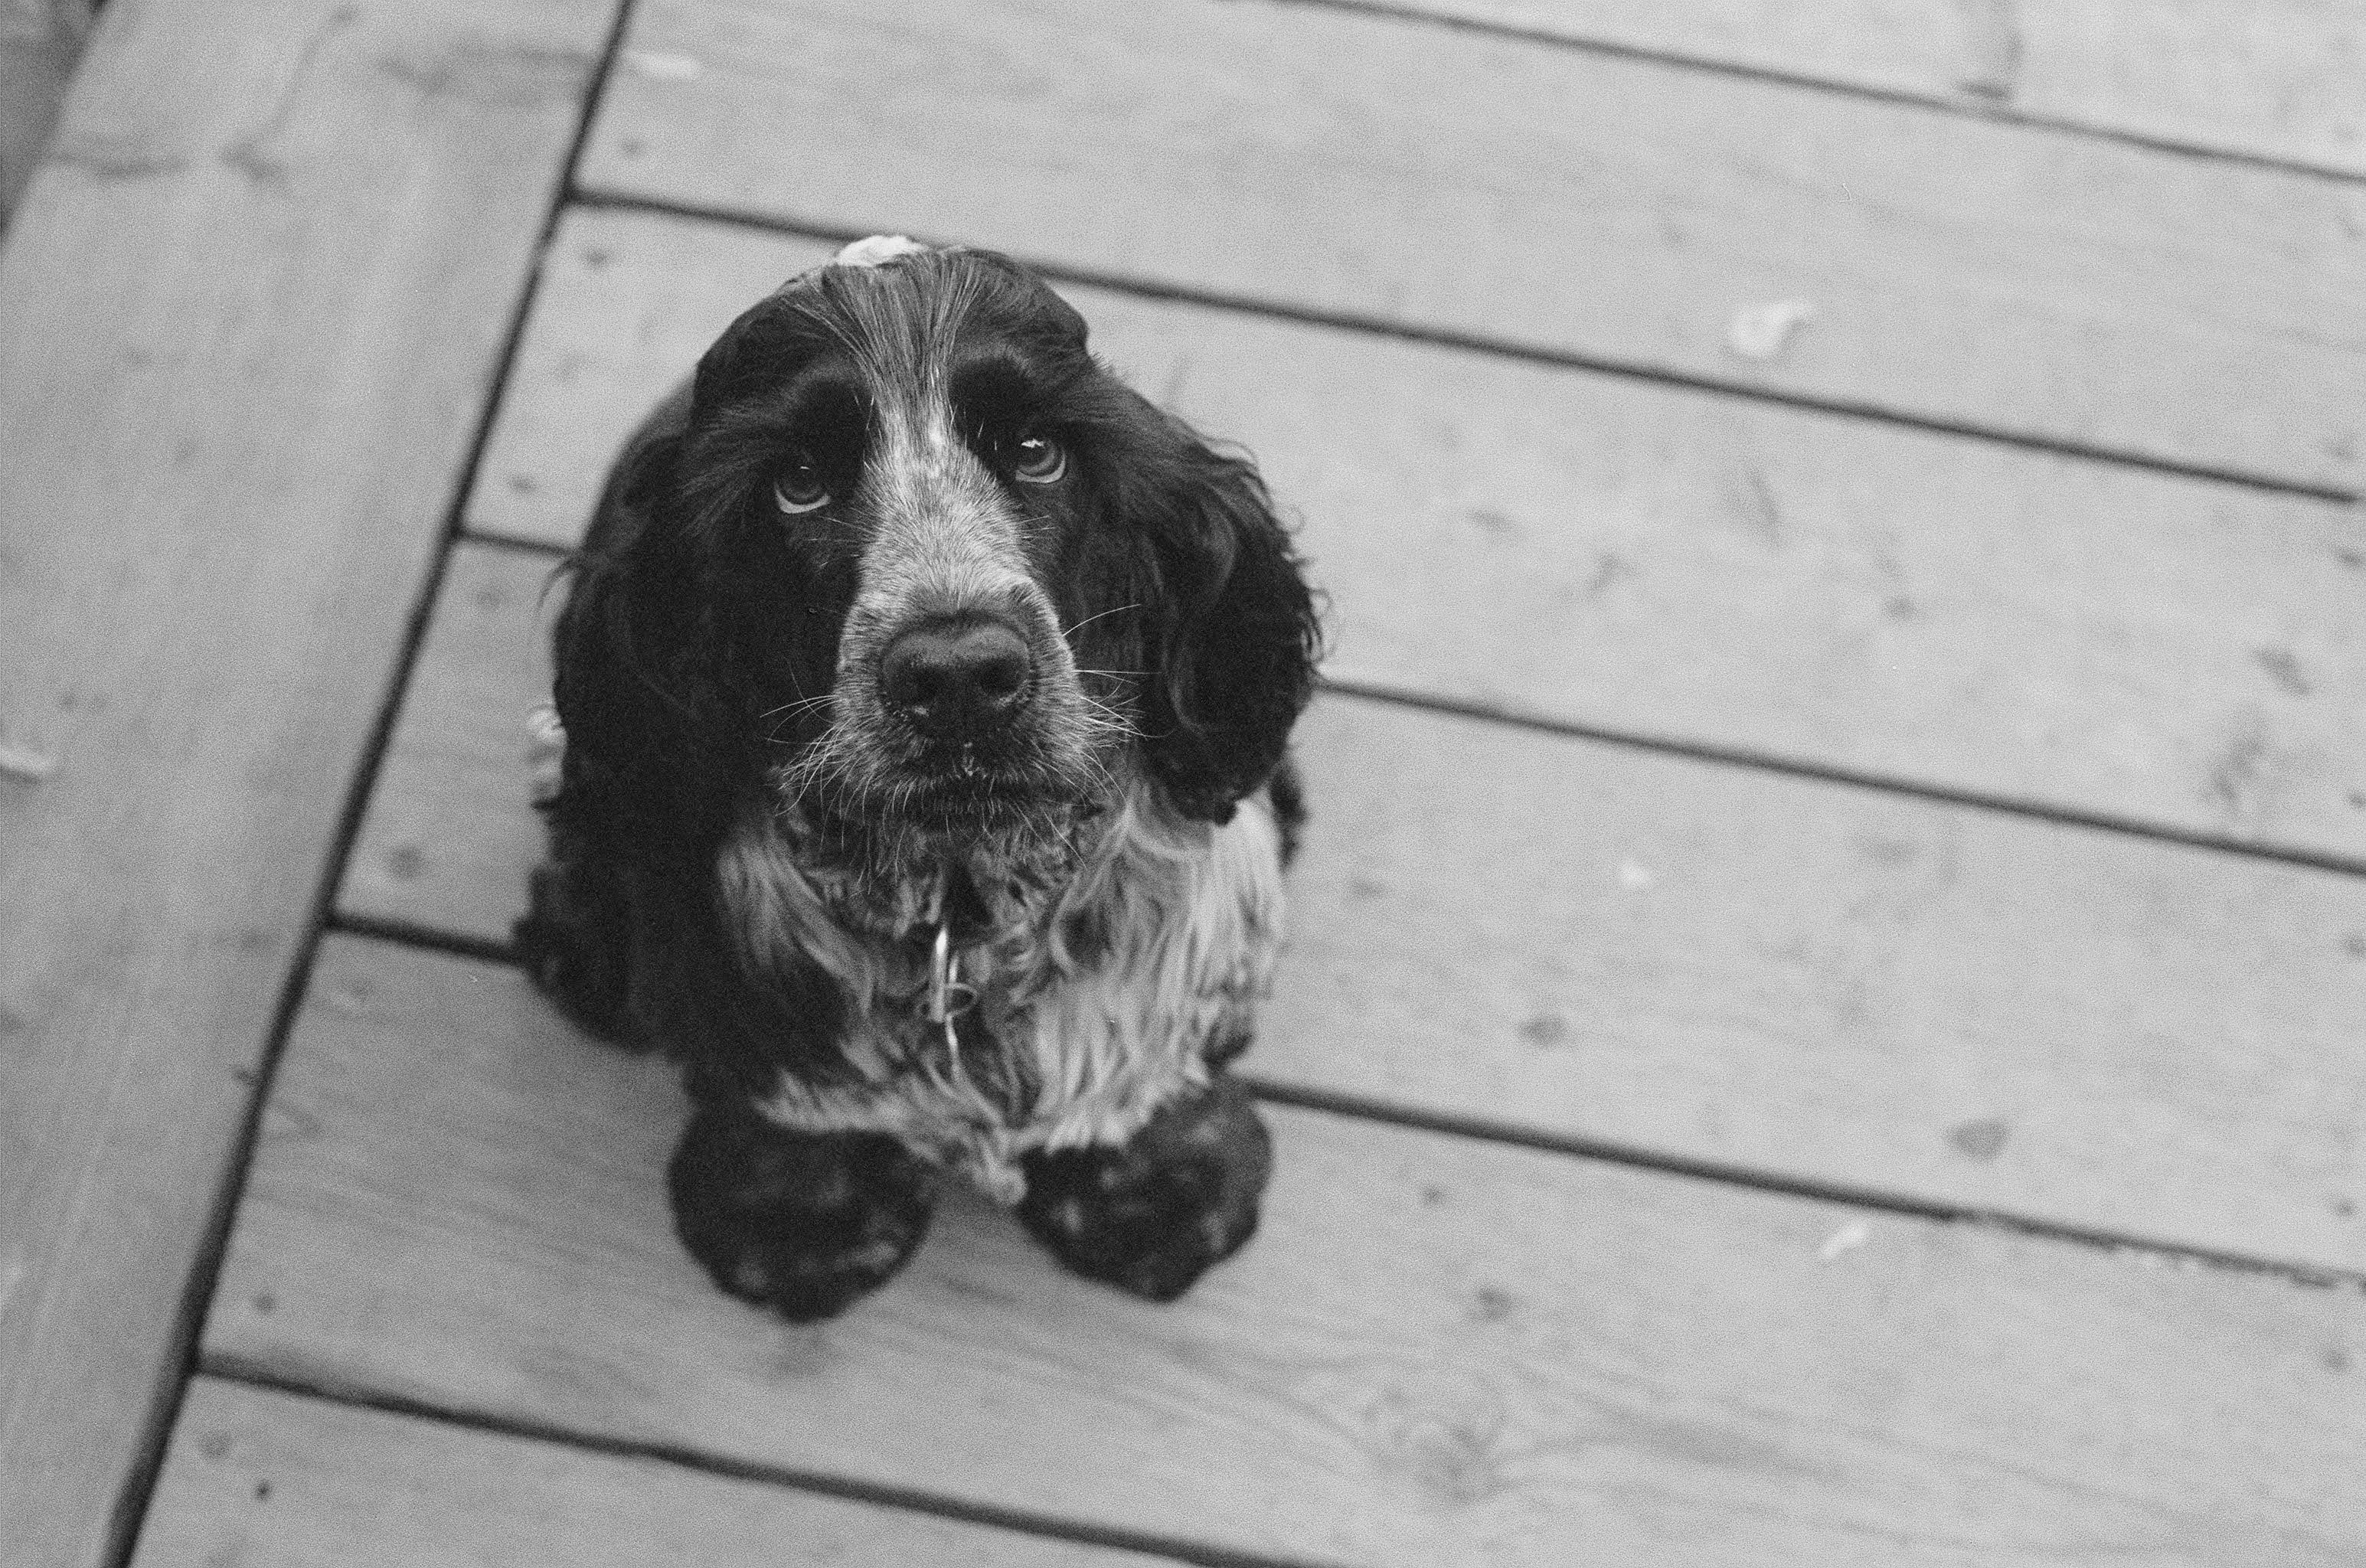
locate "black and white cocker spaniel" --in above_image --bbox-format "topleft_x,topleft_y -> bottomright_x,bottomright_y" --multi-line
517,236 -> 1321,1321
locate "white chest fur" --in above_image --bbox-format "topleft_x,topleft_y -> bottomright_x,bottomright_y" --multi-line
718,787 -> 1287,1201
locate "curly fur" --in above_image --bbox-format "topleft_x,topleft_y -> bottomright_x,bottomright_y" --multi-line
734,776 -> 1285,1199
516,240 -> 1319,1316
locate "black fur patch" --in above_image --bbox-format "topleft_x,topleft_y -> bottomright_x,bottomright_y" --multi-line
1018,1077 -> 1273,1302
668,1101 -> 937,1322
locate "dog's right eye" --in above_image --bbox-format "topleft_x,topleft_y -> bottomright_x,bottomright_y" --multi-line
772,454 -> 830,514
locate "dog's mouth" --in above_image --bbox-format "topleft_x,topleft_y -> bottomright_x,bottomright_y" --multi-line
886,737 -> 1096,827
769,740 -> 1103,897
775,728 -> 1095,840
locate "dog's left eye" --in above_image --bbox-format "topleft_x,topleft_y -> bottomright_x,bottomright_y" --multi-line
1009,432 -> 1066,484
772,453 -> 830,514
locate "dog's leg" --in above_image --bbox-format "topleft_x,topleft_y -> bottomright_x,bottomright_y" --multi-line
669,1100 -> 937,1321
1017,1076 -> 1273,1302
515,851 -> 639,1044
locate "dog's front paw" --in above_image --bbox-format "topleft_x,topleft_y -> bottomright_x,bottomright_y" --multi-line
668,1105 -> 936,1321
1018,1078 -> 1273,1302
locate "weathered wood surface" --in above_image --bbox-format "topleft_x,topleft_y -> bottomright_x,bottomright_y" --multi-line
1270,698 -> 2366,1276
465,220 -> 838,544
0,0 -> 616,1563
136,1377 -> 1165,1567
341,542 -> 559,941
342,540 -> 2366,1273
0,1 -> 94,220
477,195 -> 2366,853
467,209 -> 2366,865
580,0 -> 2366,494
204,936 -> 2366,1567
1329,0 -> 2366,178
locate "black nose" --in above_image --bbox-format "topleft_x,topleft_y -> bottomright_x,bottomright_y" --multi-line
879,617 -> 1032,739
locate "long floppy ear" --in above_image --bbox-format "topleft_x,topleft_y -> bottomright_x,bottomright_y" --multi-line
534,379 -> 858,1083
551,279 -> 855,853
1127,420 -> 1322,823
547,381 -> 743,852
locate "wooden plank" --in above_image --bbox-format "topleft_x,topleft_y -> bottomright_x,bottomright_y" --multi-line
1267,697 -> 2366,1276
340,544 -> 559,941
0,2 -> 93,222
0,1 -> 616,1563
1322,0 -> 2366,179
205,936 -> 2366,1567
137,1377 -> 1164,1567
580,0 -> 2366,494
335,545 -> 2366,1273
466,222 -> 838,543
469,207 -> 2366,866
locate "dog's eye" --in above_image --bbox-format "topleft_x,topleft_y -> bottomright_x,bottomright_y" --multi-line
1010,432 -> 1066,484
772,453 -> 830,514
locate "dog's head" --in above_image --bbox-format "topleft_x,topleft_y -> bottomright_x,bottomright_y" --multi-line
557,240 -> 1319,869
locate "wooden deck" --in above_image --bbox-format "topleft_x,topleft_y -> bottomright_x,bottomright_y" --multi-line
3,2 -> 2361,1564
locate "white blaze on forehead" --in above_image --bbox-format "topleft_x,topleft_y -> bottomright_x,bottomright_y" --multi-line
851,381 -> 1035,632
810,247 -> 1072,694
835,234 -> 930,268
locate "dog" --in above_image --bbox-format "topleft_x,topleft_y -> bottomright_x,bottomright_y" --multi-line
516,235 -> 1321,1321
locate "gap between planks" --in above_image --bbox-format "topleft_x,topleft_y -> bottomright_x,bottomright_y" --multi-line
342,534 -> 2366,1277
567,190 -> 2358,507
452,518 -> 2366,890
316,903 -> 2366,1299
578,0 -> 2366,497
1263,0 -> 2366,185
103,4 -> 647,1566
398,199 -> 2366,1278
178,1366 -> 1325,1568
1242,1079 -> 2366,1296
201,937 -> 2366,1566
0,2 -> 632,1566
472,208 -> 2366,867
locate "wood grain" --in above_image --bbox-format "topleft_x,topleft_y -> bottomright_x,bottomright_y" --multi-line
0,2 -> 614,1563
1322,0 -> 2366,178
1268,696 -> 2366,1276
204,936 -> 2366,1567
579,0 -> 2366,493
335,548 -> 2366,1274
467,207 -> 2366,866
136,1377 -> 1165,1567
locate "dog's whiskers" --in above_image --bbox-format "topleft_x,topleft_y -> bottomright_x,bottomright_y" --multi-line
1071,704 -> 1139,746
1060,603 -> 1142,641
761,691 -> 837,722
